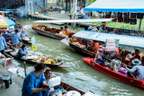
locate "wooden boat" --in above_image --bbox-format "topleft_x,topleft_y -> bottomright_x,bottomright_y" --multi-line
5,51 -> 64,68
61,82 -> 85,95
82,57 -> 144,89
69,43 -> 96,57
32,24 -> 74,40
22,38 -> 32,45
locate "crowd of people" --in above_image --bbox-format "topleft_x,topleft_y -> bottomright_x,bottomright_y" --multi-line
70,37 -> 144,80
0,25 -> 29,54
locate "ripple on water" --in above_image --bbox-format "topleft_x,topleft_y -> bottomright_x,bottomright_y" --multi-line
63,71 -> 107,95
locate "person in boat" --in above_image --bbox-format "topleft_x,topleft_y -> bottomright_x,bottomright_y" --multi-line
63,26 -> 72,36
131,58 -> 142,67
20,28 -> 29,40
98,22 -> 108,32
95,48 -> 105,65
17,44 -> 28,59
0,31 -> 8,54
58,27 -> 66,37
3,30 -> 12,42
22,64 -> 48,96
11,29 -> 21,47
123,51 -> 133,66
110,56 -> 122,72
131,49 -> 141,60
87,25 -> 99,32
127,64 -> 144,80
141,56 -> 144,66
86,40 -> 94,51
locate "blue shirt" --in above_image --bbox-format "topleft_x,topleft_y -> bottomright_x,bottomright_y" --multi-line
22,72 -> 46,96
18,47 -> 28,58
0,35 -> 7,51
129,65 -> 144,80
11,33 -> 21,45
21,31 -> 29,38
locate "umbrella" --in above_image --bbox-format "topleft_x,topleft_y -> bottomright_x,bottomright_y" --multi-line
0,15 -> 15,29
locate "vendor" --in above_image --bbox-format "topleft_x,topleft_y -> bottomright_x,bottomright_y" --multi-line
21,28 -> 29,39
11,29 -> 21,47
22,64 -> 48,96
17,44 -> 28,59
0,31 -> 7,54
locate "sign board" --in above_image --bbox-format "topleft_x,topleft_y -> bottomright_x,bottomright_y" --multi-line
105,39 -> 119,51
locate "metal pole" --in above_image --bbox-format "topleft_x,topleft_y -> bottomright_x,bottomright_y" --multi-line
138,19 -> 142,32
23,61 -> 27,77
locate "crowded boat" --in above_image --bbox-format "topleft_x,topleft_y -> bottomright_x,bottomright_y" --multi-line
69,36 -> 144,81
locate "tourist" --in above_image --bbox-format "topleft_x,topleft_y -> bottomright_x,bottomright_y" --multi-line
17,44 -> 28,59
0,31 -> 7,54
141,56 -> 144,66
131,58 -> 142,67
22,64 -> 48,96
110,56 -> 121,72
124,51 -> 133,66
95,48 -> 105,65
127,65 -> 144,80
131,49 -> 141,60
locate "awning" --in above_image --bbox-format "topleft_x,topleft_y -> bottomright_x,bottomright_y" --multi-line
84,0 -> 144,12
33,18 -> 113,23
73,31 -> 144,48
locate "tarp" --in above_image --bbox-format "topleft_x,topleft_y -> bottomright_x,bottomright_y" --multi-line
84,0 -> 144,12
73,31 -> 144,48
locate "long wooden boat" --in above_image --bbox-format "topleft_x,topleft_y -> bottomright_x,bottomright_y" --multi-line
32,24 -> 74,40
5,51 -> 64,68
61,82 -> 85,95
69,43 -> 96,57
82,57 -> 144,89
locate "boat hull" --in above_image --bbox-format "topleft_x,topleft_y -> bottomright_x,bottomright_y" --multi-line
32,25 -> 65,40
5,52 -> 63,68
69,43 -> 95,57
82,57 -> 144,89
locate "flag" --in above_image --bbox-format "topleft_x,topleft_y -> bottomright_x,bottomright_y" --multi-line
31,44 -> 38,51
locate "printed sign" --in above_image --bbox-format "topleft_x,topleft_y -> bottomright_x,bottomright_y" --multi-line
105,39 -> 119,51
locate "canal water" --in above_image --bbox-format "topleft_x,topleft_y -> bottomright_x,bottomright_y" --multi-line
17,18 -> 144,96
